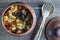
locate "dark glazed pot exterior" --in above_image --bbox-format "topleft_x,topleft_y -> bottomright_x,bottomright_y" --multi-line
46,17 -> 60,40
2,2 -> 36,36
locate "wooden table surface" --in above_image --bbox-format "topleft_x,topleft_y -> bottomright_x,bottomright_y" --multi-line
0,0 -> 60,40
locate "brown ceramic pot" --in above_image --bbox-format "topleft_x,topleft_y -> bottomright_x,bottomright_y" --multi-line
2,2 -> 36,36
45,17 -> 60,40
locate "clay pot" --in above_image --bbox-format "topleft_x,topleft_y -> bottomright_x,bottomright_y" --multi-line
2,2 -> 36,36
45,17 -> 60,40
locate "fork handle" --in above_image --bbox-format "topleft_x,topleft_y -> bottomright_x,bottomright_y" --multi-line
34,18 -> 46,40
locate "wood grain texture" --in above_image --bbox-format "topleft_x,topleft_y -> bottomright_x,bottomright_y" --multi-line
0,0 -> 60,40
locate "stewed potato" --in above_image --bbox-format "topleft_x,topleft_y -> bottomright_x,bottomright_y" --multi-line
3,5 -> 33,34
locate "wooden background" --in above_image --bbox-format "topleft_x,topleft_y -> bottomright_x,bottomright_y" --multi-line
0,0 -> 60,40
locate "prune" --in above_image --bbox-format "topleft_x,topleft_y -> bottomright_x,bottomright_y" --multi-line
17,12 -> 26,21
